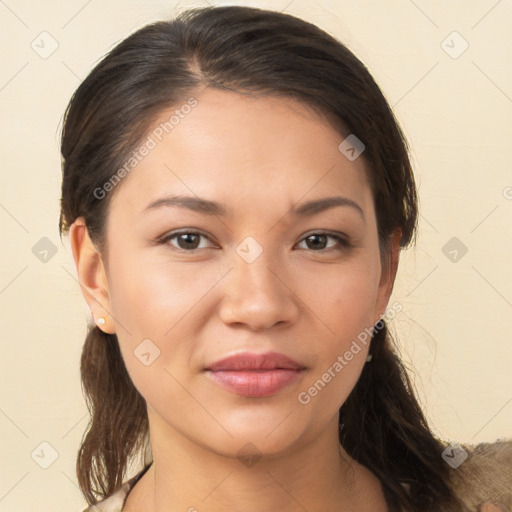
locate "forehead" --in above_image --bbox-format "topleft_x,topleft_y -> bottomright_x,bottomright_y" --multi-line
108,88 -> 373,220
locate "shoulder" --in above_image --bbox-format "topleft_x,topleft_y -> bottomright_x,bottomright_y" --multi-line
80,473 -> 141,512
447,438 -> 512,511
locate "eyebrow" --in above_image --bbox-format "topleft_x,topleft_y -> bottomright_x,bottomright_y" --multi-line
143,195 -> 365,221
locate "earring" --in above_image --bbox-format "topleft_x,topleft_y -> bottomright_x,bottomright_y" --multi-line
96,317 -> 106,327
366,354 -> 373,362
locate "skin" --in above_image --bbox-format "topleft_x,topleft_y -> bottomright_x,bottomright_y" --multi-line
70,87 -> 401,511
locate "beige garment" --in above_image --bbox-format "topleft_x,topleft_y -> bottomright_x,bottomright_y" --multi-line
451,439 -> 511,512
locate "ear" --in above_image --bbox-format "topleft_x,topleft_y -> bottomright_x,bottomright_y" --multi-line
374,228 -> 402,324
69,217 -> 115,334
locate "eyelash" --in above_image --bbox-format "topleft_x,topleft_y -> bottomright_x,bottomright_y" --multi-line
157,230 -> 352,253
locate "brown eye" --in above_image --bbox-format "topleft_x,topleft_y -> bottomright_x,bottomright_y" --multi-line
160,231 -> 214,251
297,232 -> 350,252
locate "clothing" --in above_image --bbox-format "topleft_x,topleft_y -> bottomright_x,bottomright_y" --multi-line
81,464 -> 150,512
81,439 -> 512,512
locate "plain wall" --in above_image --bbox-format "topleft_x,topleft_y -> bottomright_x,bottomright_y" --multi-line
0,0 -> 511,510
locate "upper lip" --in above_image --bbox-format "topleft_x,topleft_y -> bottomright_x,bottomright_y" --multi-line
205,351 -> 305,371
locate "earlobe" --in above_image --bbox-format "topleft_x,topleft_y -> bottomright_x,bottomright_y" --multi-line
69,218 -> 115,334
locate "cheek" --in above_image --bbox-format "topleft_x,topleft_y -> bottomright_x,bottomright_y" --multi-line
293,257 -> 379,396
107,249 -> 203,332
106,250 -> 224,374
296,255 -> 380,337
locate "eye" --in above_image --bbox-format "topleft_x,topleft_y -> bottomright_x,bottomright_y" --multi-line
159,231 -> 216,251
158,230 -> 351,253
296,232 -> 350,252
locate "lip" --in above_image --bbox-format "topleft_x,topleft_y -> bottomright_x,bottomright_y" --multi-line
205,351 -> 305,397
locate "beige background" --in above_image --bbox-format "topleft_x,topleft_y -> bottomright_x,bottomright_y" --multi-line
0,0 -> 511,510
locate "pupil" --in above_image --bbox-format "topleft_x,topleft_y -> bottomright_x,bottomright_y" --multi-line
179,233 -> 199,249
308,235 -> 326,250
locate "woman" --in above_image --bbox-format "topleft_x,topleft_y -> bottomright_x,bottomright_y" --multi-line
59,6 -> 510,512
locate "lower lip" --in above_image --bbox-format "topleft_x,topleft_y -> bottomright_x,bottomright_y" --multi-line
206,369 -> 303,397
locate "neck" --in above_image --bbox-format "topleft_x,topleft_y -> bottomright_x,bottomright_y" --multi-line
125,412 -> 387,512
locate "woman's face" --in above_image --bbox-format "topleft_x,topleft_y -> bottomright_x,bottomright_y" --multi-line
91,88 -> 398,457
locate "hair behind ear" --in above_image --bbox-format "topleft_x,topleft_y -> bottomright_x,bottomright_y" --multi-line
339,322 -> 464,512
77,326 -> 149,504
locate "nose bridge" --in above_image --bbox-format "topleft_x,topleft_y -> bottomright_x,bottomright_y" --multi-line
233,241 -> 286,301
218,239 -> 298,329
237,245 -> 280,291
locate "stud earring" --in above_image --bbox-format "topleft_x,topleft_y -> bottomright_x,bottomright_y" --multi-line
96,317 -> 106,326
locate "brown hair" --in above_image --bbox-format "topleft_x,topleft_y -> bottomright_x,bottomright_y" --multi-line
59,6 -> 464,511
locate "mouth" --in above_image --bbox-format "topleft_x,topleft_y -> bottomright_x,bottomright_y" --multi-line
204,351 -> 306,397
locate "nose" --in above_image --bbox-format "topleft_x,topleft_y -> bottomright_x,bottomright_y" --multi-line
218,250 -> 299,331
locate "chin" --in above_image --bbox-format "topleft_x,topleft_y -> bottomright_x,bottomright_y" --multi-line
196,408 -> 317,459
